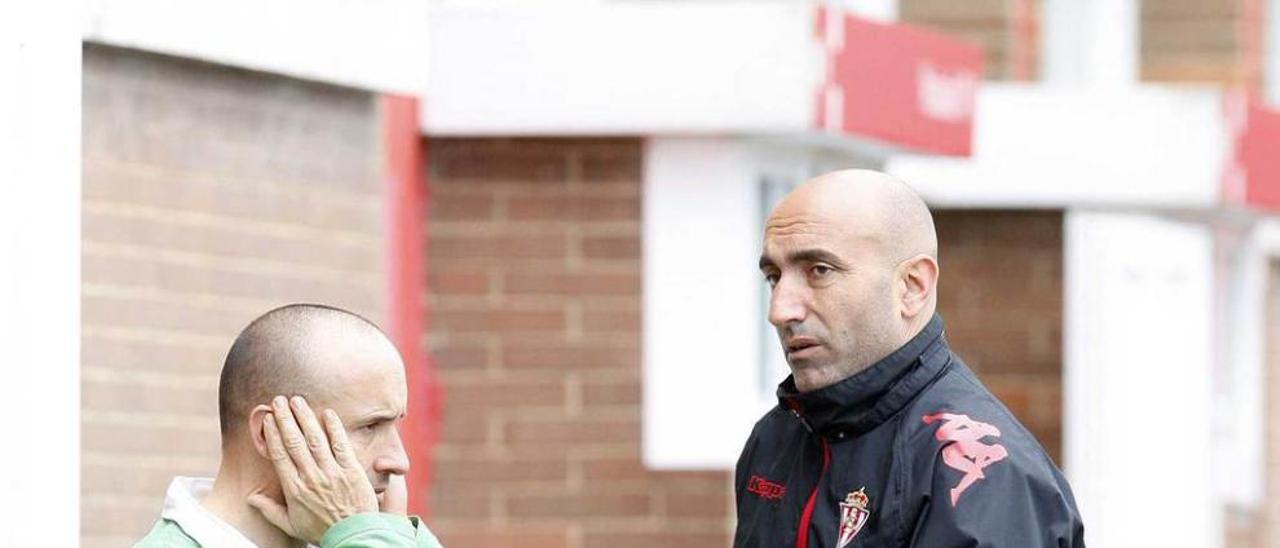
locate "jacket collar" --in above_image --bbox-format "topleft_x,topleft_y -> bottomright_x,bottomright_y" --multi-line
161,476 -> 261,548
776,314 -> 950,438
160,476 -> 322,548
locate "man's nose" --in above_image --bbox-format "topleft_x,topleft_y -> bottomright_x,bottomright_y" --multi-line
768,275 -> 808,328
373,431 -> 411,476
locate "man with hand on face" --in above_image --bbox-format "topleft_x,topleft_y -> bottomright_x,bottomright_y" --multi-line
135,304 -> 443,548
734,171 -> 1084,547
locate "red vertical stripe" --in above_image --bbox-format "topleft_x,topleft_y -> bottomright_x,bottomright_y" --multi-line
795,439 -> 831,548
381,94 -> 437,517
1008,0 -> 1036,80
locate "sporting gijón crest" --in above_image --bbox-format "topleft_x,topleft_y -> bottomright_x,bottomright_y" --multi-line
836,487 -> 870,548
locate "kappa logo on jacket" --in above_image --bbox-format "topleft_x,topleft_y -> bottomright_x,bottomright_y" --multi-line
746,474 -> 787,501
922,412 -> 1009,506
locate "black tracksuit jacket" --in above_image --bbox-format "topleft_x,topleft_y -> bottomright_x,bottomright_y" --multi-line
734,315 -> 1084,548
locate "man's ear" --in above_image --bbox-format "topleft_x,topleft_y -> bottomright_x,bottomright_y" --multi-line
248,404 -> 274,460
898,254 -> 939,319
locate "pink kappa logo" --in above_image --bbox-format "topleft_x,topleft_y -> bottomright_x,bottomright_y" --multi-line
922,412 -> 1009,506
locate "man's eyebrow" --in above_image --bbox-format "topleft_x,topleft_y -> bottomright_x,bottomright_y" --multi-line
358,410 -> 404,423
789,248 -> 845,267
759,248 -> 846,271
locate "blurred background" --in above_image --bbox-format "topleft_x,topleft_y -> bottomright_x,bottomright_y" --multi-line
3,0 -> 1279,546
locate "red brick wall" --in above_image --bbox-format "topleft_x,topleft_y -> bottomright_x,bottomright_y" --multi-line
425,138 -> 733,548
934,210 -> 1064,463
79,46 -> 1067,548
424,140 -> 1067,547
81,44 -> 386,547
1141,0 -> 1264,88
904,0 -> 1267,89
901,0 -> 1041,80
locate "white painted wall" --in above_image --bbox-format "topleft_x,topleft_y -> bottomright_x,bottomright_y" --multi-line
83,0 -> 429,94
425,3 -> 816,135
886,84 -> 1227,209
0,1 -> 80,544
1064,212 -> 1217,548
835,0 -> 897,23
642,138 -> 768,469
1042,0 -> 1138,88
1215,219 -> 1280,510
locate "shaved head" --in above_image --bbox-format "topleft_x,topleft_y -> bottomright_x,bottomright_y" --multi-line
207,303 -> 412,522
217,304 -> 401,442
760,169 -> 940,392
774,169 -> 937,265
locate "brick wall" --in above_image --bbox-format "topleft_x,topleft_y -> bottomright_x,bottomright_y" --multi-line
81,44 -> 386,547
1141,0 -> 1263,88
904,0 -> 1267,89
425,138 -> 732,548
79,44 -> 1066,548
934,210 -> 1064,463
424,141 -> 1066,547
900,0 -> 1041,80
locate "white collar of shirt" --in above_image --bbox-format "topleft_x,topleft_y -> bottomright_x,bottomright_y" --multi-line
160,476 -> 261,548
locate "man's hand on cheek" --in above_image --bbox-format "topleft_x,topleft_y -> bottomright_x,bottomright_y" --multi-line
247,395 -> 379,544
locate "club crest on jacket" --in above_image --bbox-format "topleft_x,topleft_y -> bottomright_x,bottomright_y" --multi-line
836,487 -> 870,548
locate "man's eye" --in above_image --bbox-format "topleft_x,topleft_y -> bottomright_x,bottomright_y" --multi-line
811,265 -> 834,277
763,273 -> 779,287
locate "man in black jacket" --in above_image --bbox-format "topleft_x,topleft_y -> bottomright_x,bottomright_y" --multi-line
736,170 -> 1084,547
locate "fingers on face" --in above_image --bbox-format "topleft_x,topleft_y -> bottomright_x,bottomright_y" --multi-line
272,396 -> 322,475
322,408 -> 363,471
262,413 -> 301,486
289,396 -> 339,470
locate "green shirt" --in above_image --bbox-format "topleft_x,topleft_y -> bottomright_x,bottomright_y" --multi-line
136,477 -> 443,548
135,512 -> 444,548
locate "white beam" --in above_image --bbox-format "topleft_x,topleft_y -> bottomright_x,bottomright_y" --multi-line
1064,212 -> 1217,548
0,1 -> 80,545
83,0 -> 429,94
425,3 -> 815,135
887,84 -> 1226,209
836,0 -> 897,23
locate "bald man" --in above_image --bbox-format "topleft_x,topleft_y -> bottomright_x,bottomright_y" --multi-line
134,304 -> 443,548
734,171 -> 1083,547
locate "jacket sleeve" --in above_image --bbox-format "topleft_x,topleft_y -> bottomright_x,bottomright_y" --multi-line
320,513 -> 444,548
733,432 -> 753,504
905,445 -> 1085,548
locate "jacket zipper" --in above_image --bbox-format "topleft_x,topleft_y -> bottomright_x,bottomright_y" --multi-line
795,437 -> 831,548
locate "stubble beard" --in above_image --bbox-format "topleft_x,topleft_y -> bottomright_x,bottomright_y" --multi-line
788,319 -> 899,393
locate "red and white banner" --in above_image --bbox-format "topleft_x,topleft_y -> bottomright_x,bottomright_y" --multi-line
814,7 -> 984,156
1225,92 -> 1280,211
